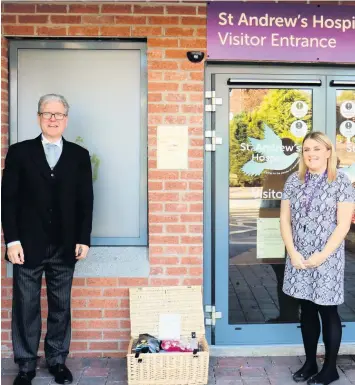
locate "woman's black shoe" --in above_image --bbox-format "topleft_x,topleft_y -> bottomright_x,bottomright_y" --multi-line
293,364 -> 319,382
307,370 -> 339,385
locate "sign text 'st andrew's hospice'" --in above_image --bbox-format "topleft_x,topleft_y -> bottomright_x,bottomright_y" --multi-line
207,3 -> 355,63
218,13 -> 354,48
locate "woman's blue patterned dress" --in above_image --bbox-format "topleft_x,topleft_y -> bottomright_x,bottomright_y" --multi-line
282,170 -> 355,305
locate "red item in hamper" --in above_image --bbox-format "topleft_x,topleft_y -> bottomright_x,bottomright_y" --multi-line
161,340 -> 194,352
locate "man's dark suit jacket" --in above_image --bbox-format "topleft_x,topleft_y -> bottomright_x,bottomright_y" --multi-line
1,135 -> 94,268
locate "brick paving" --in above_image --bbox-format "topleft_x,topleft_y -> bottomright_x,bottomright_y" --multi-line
229,203 -> 355,325
229,254 -> 355,324
2,355 -> 355,385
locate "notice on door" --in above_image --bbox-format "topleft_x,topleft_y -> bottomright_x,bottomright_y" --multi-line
256,218 -> 285,259
157,125 -> 188,170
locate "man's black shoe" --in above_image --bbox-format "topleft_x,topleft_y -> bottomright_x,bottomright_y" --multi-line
13,371 -> 36,385
48,364 -> 73,384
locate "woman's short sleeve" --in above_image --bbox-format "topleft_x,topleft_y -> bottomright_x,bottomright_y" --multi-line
336,171 -> 355,203
282,173 -> 297,200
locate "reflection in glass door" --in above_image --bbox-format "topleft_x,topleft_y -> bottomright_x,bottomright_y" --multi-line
213,73 -> 326,345
228,88 -> 313,325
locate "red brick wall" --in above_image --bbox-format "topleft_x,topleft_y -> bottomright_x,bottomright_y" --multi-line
1,2 -> 206,357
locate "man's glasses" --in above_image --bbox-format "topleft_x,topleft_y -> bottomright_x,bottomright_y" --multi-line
39,112 -> 67,120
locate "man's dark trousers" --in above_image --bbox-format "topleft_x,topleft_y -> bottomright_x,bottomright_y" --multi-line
12,245 -> 75,372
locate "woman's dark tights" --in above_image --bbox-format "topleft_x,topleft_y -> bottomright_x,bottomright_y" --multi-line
300,299 -> 341,379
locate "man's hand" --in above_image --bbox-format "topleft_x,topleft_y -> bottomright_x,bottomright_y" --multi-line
7,244 -> 24,265
290,250 -> 306,270
75,244 -> 89,260
304,252 -> 327,268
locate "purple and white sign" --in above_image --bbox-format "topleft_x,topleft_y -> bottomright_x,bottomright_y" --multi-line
207,3 -> 355,63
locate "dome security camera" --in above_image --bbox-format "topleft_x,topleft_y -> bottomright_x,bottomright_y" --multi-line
186,51 -> 205,63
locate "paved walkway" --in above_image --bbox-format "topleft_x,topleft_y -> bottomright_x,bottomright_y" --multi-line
2,355 -> 355,385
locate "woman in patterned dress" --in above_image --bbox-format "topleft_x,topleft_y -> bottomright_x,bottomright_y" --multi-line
281,132 -> 355,385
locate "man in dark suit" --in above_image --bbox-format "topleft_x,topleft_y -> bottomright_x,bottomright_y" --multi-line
1,94 -> 94,385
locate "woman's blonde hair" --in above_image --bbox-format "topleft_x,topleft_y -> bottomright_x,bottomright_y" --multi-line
298,131 -> 337,183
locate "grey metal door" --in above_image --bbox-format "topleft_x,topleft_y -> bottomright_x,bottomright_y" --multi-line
9,40 -> 147,247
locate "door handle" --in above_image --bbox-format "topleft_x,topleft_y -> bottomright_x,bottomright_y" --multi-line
227,78 -> 322,86
330,80 -> 355,87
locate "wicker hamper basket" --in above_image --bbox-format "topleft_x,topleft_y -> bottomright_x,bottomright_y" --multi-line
127,286 -> 209,385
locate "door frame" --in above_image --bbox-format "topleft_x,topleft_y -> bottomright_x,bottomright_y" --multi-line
203,63 -> 355,345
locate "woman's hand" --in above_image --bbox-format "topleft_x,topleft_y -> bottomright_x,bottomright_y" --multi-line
290,251 -> 306,269
304,252 -> 327,268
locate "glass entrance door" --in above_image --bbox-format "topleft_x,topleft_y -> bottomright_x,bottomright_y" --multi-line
213,73 -> 327,344
327,76 -> 355,342
211,70 -> 355,345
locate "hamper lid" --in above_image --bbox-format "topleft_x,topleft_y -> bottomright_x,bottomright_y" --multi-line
129,286 -> 205,338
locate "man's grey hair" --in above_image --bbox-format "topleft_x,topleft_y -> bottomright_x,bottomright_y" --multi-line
38,94 -> 70,115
